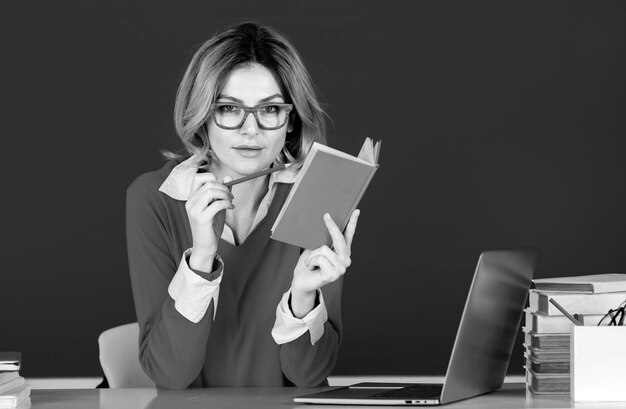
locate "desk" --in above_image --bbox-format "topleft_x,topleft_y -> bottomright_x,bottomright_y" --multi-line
26,384 -> 626,409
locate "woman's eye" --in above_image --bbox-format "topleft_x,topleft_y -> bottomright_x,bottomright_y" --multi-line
218,105 -> 239,113
262,105 -> 278,113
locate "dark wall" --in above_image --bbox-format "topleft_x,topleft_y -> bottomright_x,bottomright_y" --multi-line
3,1 -> 625,377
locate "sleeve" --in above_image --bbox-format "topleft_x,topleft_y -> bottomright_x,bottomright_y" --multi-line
272,289 -> 327,345
126,188 -> 218,389
168,249 -> 223,322
273,277 -> 344,387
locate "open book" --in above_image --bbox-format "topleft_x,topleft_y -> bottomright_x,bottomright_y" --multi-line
271,138 -> 380,250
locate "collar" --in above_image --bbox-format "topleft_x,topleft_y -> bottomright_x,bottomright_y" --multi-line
158,156 -> 299,201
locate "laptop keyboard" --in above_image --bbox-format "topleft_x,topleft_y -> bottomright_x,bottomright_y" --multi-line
371,384 -> 443,399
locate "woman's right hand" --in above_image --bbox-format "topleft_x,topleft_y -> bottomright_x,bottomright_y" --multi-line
185,172 -> 234,272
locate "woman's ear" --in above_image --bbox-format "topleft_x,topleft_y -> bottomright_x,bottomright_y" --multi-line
287,111 -> 296,133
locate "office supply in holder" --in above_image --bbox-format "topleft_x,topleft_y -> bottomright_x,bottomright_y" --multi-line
524,309 -> 604,333
571,326 -> 626,401
271,138 -> 380,250
597,300 -> 626,326
294,248 -> 540,405
548,298 -> 582,326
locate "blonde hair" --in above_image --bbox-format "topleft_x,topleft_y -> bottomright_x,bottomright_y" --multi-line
163,22 -> 328,170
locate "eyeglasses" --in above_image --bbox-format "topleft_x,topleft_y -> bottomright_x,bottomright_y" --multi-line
210,102 -> 294,130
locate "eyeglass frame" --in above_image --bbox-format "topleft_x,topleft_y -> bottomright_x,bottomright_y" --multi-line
210,102 -> 294,130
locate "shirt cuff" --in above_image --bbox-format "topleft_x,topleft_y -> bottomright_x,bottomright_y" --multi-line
167,249 -> 223,323
271,288 -> 328,346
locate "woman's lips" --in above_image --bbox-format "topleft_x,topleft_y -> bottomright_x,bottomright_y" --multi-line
234,146 -> 263,158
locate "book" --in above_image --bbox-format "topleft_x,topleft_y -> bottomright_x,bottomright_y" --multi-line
528,290 -> 626,315
523,329 -> 569,349
525,368 -> 569,394
0,353 -> 20,373
524,345 -> 569,361
532,273 -> 626,293
524,309 -> 604,333
0,384 -> 30,409
525,355 -> 570,374
271,138 -> 380,249
0,378 -> 24,396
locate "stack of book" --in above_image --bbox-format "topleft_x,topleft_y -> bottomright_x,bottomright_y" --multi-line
523,273 -> 626,396
0,352 -> 30,408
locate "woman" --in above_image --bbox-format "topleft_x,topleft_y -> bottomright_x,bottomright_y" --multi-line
126,22 -> 360,389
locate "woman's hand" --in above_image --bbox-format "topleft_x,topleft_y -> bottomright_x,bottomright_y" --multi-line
290,210 -> 360,318
186,172 -> 234,272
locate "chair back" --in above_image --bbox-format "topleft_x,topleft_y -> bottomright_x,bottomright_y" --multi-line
98,322 -> 156,388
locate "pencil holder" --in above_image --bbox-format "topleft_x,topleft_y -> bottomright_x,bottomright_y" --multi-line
570,326 -> 626,401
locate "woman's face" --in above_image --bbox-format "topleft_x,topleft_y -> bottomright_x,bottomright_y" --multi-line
208,63 -> 289,180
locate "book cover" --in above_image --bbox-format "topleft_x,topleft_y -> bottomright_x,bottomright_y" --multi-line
528,290 -> 626,316
532,273 -> 626,293
271,138 -> 380,250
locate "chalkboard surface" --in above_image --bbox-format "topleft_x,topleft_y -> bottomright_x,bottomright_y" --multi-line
2,1 -> 625,378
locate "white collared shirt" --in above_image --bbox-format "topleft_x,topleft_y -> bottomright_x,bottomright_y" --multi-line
159,157 -> 328,345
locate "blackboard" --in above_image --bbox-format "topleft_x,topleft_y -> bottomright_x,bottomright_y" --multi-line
3,1 -> 625,378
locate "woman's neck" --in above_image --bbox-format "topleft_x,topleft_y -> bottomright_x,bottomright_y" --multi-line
224,176 -> 269,244
229,176 -> 269,214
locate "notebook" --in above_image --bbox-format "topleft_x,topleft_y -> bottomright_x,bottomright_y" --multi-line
271,138 -> 380,250
294,248 -> 540,405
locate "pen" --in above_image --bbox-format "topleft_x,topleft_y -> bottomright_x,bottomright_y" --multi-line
224,163 -> 289,188
549,298 -> 583,326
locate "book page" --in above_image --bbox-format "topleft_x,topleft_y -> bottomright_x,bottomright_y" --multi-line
314,142 -> 372,165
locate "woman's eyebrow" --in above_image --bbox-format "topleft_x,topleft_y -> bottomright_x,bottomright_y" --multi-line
217,93 -> 284,104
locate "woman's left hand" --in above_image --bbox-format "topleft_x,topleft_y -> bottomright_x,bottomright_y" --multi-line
290,209 -> 360,317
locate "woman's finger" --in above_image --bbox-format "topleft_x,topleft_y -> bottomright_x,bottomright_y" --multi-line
308,254 -> 340,282
323,213 -> 348,256
188,181 -> 233,209
344,209 -> 360,252
306,245 -> 347,271
190,172 -> 218,196
199,199 -> 233,222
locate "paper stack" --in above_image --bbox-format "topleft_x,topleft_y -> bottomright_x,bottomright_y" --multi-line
0,352 -> 30,408
523,273 -> 626,396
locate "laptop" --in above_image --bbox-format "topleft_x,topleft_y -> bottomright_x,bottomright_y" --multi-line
294,248 -> 540,406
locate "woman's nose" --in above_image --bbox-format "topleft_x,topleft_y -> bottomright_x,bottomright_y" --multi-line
240,112 -> 259,136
